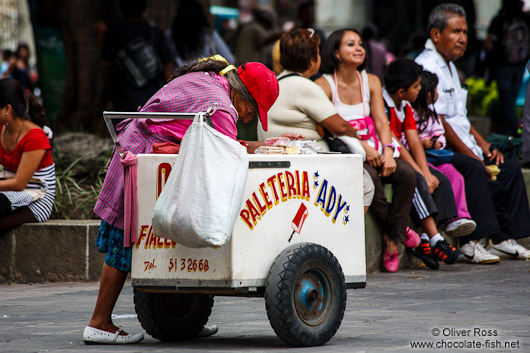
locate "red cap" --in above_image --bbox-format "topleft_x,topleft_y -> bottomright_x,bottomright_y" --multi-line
237,62 -> 279,131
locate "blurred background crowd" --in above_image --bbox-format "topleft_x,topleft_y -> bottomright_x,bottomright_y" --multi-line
0,0 -> 528,140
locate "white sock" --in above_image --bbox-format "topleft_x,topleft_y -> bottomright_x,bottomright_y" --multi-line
421,233 -> 429,241
429,233 -> 444,247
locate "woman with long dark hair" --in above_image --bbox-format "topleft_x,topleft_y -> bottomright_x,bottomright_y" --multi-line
0,78 -> 55,231
315,28 -> 417,272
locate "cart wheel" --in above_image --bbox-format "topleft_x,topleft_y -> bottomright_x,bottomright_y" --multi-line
265,243 -> 346,347
133,289 -> 214,341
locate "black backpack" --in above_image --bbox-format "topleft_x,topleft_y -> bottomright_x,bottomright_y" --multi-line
115,31 -> 163,89
502,17 -> 530,64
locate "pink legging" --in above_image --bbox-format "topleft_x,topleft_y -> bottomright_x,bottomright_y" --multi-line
429,162 -> 471,220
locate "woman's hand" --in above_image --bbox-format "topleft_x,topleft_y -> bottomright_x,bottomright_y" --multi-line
380,150 -> 396,177
361,141 -> 382,168
433,141 -> 442,150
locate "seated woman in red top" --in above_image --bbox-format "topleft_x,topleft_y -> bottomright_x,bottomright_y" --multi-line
0,78 -> 55,231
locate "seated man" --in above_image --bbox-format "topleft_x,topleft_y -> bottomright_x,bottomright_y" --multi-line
416,3 -> 530,263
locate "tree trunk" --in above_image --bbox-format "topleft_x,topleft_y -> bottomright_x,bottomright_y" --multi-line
57,0 -> 175,136
57,0 -> 105,134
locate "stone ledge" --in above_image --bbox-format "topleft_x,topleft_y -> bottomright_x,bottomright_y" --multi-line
2,166 -> 530,283
0,217 -> 411,283
469,115 -> 492,138
0,216 -> 400,282
0,220 -> 104,283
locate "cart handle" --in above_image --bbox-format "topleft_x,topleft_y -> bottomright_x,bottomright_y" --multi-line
103,103 -> 218,155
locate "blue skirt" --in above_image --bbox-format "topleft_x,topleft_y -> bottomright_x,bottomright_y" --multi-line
95,221 -> 132,272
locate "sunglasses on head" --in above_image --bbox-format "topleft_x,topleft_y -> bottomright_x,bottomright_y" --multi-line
290,28 -> 315,38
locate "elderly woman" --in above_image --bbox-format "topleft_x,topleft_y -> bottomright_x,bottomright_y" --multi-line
258,28 -> 375,213
84,58 -> 281,344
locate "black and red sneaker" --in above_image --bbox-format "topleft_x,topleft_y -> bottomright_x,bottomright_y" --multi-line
431,239 -> 463,264
409,238 -> 439,270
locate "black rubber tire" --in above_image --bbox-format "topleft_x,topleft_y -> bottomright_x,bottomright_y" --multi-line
133,289 -> 214,341
264,243 -> 346,347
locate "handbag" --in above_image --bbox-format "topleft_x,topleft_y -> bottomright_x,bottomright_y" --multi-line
323,129 -> 353,152
321,127 -> 367,159
348,116 -> 378,147
151,113 -> 249,248
425,149 -> 454,165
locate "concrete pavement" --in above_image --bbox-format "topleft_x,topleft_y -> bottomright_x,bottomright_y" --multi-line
0,260 -> 529,352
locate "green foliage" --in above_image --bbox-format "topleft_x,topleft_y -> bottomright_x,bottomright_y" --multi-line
51,133 -> 112,219
466,77 -> 502,118
52,157 -> 106,219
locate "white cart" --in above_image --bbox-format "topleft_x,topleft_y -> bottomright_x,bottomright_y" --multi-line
104,112 -> 366,347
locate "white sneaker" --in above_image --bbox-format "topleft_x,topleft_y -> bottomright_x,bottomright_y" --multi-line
445,218 -> 477,237
459,240 -> 501,264
488,239 -> 530,260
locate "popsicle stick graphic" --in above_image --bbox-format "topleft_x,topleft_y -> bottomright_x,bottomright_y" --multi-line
289,203 -> 308,242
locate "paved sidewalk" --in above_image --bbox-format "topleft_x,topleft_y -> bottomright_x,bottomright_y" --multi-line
0,261 -> 528,352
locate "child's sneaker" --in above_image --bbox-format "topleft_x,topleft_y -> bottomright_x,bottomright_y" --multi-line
444,218 -> 476,237
431,239 -> 463,264
402,227 -> 420,248
409,238 -> 439,270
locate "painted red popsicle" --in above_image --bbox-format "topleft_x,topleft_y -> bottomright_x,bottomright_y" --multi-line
288,203 -> 308,242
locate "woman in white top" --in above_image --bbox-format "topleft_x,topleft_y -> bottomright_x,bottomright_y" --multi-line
260,28 -> 357,150
316,29 -> 417,272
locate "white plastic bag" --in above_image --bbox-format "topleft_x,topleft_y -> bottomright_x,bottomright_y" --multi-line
152,113 -> 249,248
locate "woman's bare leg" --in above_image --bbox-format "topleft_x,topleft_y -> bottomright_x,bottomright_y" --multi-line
87,263 -> 129,334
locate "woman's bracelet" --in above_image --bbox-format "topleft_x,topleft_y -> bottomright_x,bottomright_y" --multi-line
383,143 -> 395,152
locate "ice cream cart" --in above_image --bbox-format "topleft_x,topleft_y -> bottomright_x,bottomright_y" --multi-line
104,111 -> 366,347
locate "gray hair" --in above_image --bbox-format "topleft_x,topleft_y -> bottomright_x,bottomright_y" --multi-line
428,4 -> 466,33
174,59 -> 258,113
